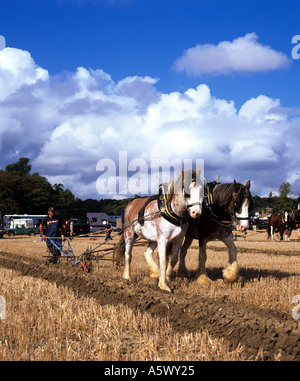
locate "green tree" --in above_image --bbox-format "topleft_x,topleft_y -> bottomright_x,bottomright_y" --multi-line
5,157 -> 32,176
0,158 -> 78,215
81,199 -> 102,212
21,173 -> 54,213
0,170 -> 24,214
276,182 -> 296,213
54,187 -> 78,210
278,182 -> 292,198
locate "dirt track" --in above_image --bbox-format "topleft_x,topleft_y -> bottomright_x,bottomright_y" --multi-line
0,232 -> 299,361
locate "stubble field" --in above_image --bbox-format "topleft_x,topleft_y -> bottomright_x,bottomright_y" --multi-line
0,229 -> 299,361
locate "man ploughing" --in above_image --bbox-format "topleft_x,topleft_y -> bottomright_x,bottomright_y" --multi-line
40,207 -> 63,264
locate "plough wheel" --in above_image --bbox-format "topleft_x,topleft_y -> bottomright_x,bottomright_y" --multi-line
80,253 -> 93,273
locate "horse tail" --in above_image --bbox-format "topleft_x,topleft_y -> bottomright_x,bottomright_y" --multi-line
114,231 -> 125,267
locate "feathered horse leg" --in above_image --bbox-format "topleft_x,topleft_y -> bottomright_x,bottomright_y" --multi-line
222,234 -> 239,283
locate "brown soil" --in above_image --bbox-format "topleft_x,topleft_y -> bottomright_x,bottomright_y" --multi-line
0,244 -> 299,361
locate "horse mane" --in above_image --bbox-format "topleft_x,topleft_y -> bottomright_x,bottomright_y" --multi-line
212,183 -> 237,207
213,181 -> 254,210
166,173 -> 182,204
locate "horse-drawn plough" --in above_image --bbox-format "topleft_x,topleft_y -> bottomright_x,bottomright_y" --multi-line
43,234 -> 147,273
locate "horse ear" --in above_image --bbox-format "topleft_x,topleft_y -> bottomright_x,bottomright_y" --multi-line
246,180 -> 251,189
180,168 -> 184,179
233,179 -> 240,191
196,167 -> 201,175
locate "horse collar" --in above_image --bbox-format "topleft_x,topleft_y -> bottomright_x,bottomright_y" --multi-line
158,183 -> 189,227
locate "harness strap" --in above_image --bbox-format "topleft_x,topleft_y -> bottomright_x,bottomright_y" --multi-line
203,180 -> 218,218
136,183 -> 189,227
158,183 -> 189,226
137,194 -> 159,225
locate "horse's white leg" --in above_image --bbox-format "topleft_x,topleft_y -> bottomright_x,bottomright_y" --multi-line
197,240 -> 211,285
222,234 -> 239,283
144,241 -> 159,279
298,228 -> 300,240
123,237 -> 135,281
271,225 -> 274,240
157,240 -> 171,292
177,235 -> 193,278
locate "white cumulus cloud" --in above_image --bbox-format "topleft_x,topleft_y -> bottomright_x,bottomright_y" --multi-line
173,33 -> 291,76
0,47 -> 48,100
239,95 -> 286,123
0,44 -> 299,199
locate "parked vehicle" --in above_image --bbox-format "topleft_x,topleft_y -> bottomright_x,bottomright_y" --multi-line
3,215 -> 46,231
6,225 -> 40,236
5,217 -> 40,236
250,217 -> 269,230
57,209 -> 90,236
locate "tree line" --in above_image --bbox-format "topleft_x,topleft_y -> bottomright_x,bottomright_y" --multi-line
0,157 -> 138,216
0,158 -> 299,217
253,182 -> 300,214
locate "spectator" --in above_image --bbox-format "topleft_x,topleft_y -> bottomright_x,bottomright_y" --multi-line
104,222 -> 113,242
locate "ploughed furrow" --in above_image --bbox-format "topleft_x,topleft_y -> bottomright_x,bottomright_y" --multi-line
207,245 -> 300,257
0,252 -> 299,361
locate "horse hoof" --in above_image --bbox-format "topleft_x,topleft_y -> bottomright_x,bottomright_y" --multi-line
166,272 -> 175,282
149,277 -> 159,286
177,269 -> 191,279
149,270 -> 160,279
159,283 -> 172,293
197,274 -> 211,285
223,261 -> 239,283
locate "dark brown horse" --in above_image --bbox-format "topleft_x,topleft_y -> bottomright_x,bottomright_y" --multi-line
296,209 -> 300,239
177,180 -> 253,284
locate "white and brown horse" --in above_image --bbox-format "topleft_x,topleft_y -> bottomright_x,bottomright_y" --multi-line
178,180 -> 253,285
267,214 -> 287,241
115,169 -> 203,292
268,209 -> 300,241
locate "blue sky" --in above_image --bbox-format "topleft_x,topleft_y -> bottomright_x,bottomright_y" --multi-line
2,0 -> 299,106
1,0 -> 300,200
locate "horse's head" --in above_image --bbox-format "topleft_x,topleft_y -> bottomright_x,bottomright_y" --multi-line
230,180 -> 253,231
213,179 -> 253,231
166,168 -> 203,219
181,168 -> 203,218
